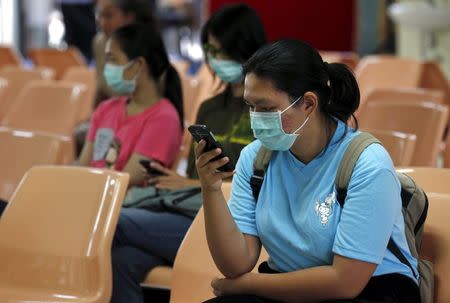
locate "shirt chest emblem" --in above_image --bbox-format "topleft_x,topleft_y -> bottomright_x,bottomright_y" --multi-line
315,192 -> 336,226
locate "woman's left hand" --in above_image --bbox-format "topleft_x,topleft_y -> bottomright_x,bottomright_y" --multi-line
148,161 -> 200,190
211,273 -> 254,297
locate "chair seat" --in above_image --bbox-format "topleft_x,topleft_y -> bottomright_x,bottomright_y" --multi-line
142,266 -> 173,290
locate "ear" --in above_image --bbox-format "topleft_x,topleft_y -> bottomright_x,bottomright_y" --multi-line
302,91 -> 319,116
130,57 -> 145,75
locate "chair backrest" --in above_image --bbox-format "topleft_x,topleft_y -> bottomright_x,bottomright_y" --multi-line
28,47 -> 86,80
355,55 -> 423,104
0,127 -> 74,200
62,66 -> 96,122
444,134 -> 450,169
0,65 -> 55,79
357,87 -> 445,118
0,166 -> 129,302
320,51 -> 359,70
419,193 -> 450,303
1,80 -> 86,136
0,46 -> 21,68
170,182 -> 269,303
0,77 -> 8,107
359,101 -> 448,166
419,62 -> 450,110
0,67 -> 55,120
396,167 -> 450,195
367,129 -> 416,166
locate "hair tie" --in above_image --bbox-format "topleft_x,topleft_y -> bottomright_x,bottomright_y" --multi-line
323,61 -> 330,73
323,61 -> 331,88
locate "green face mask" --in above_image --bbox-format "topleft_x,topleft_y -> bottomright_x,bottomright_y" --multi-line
250,96 -> 309,151
103,61 -> 137,94
208,56 -> 243,83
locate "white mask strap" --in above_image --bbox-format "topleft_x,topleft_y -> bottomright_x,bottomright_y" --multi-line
291,116 -> 310,135
124,60 -> 140,80
280,95 -> 303,114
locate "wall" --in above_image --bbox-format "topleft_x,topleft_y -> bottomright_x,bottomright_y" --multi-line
209,0 -> 356,51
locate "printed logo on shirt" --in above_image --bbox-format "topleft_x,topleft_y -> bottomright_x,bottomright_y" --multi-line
315,192 -> 336,226
93,128 -> 114,161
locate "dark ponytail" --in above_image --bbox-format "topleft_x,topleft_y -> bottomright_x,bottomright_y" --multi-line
243,39 -> 360,129
324,62 -> 360,127
163,65 -> 184,129
112,24 -> 184,130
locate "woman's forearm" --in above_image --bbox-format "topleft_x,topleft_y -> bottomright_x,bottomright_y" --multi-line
203,188 -> 260,278
246,265 -> 361,303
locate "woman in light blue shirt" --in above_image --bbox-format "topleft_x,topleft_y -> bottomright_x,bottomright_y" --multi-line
194,39 -> 421,303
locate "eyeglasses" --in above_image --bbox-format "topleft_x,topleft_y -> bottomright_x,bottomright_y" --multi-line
203,43 -> 227,58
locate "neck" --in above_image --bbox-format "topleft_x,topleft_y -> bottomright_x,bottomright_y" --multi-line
130,77 -> 161,107
230,82 -> 245,97
290,115 -> 336,164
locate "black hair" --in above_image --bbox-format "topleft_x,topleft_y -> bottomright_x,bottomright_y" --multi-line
243,39 -> 360,130
112,23 -> 184,129
201,4 -> 266,63
112,0 -> 158,29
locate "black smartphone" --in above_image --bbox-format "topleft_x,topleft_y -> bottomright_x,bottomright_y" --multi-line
188,124 -> 234,172
139,159 -> 165,176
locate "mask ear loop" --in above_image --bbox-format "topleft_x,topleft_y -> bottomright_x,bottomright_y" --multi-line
280,95 -> 303,114
124,59 -> 141,82
279,95 -> 310,135
290,116 -> 310,135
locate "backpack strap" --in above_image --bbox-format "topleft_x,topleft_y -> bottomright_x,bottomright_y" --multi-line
388,238 -> 418,279
335,132 -> 381,207
335,132 -> 418,279
251,146 -> 273,202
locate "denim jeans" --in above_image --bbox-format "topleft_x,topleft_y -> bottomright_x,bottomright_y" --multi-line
110,208 -> 193,303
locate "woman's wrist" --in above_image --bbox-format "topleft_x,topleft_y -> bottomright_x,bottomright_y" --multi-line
187,178 -> 201,187
240,272 -> 258,294
201,185 -> 222,194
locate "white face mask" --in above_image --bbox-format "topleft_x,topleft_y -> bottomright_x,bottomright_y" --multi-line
250,96 -> 309,151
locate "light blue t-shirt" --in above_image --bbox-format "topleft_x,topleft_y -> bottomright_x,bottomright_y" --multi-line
228,120 -> 418,282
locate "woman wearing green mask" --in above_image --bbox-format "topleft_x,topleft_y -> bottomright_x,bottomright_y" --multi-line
108,4 -> 266,303
78,23 -> 183,188
148,3 -> 267,185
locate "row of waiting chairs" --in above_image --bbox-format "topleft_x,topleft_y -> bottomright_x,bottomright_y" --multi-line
0,124 -> 424,201
2,45 -> 449,106
0,66 -> 449,198
0,65 -> 96,125
2,46 -> 449,165
0,166 -> 449,303
0,46 -> 86,80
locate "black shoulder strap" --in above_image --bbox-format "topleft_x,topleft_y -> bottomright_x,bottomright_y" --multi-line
335,132 -> 381,206
388,238 -> 418,279
250,146 -> 273,202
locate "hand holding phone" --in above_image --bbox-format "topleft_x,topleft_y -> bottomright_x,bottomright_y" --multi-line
188,124 -> 234,172
139,159 -> 166,176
